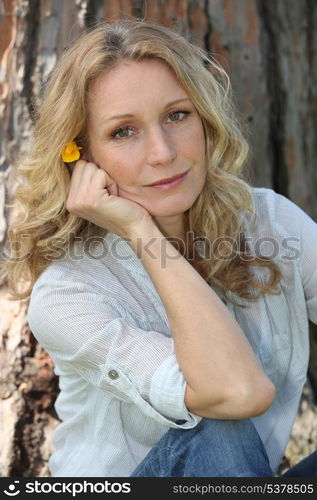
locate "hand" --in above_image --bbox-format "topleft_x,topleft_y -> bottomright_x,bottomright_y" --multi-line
66,160 -> 153,239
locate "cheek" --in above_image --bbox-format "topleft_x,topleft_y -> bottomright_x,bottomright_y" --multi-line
182,139 -> 205,166
193,128 -> 206,153
104,163 -> 135,185
181,122 -> 205,156
94,149 -> 136,185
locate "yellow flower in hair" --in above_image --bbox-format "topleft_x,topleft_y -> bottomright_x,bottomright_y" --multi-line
61,141 -> 82,162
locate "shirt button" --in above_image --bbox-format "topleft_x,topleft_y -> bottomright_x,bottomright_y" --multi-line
108,369 -> 119,380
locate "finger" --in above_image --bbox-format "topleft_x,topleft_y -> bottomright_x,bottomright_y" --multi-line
68,159 -> 87,191
67,161 -> 96,206
90,168 -> 118,197
72,161 -> 98,192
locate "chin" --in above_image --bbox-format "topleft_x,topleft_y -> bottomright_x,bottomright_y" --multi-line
147,198 -> 195,218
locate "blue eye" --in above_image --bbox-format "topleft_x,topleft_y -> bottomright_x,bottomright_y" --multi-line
110,110 -> 191,140
111,126 -> 134,139
167,110 -> 190,122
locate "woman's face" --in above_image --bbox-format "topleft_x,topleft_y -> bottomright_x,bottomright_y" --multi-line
86,58 -> 207,220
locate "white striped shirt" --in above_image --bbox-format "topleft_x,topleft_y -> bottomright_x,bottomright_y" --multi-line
27,188 -> 317,476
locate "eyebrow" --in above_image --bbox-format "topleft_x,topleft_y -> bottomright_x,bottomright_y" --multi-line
101,98 -> 192,123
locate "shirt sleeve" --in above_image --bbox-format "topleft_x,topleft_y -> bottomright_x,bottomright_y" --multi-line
27,266 -> 202,429
273,192 -> 317,324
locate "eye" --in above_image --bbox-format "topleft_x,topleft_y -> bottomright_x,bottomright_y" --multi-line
110,126 -> 134,140
167,110 -> 190,122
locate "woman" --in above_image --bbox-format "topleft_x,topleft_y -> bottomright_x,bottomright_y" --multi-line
2,20 -> 317,477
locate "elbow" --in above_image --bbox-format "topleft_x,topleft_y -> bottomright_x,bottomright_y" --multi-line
185,377 -> 276,420
235,376 -> 276,418
214,376 -> 276,419
256,378 -> 276,414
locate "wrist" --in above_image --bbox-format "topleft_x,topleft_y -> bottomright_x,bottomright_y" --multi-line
126,218 -> 164,254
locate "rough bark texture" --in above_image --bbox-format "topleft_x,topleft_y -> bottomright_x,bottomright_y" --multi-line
0,0 -> 316,477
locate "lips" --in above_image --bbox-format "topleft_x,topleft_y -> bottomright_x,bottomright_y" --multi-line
145,171 -> 188,187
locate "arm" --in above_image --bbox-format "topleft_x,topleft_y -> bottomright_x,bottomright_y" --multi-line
27,269 -> 201,429
65,160 -> 275,419
128,219 -> 276,419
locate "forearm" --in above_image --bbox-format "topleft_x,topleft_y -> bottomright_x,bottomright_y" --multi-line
128,221 -> 275,418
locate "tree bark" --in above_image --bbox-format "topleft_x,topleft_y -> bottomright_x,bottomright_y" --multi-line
0,0 -> 316,477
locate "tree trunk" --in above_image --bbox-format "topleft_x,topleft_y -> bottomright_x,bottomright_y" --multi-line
1,0 -> 316,477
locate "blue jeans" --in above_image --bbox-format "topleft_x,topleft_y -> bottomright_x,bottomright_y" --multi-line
130,418 -> 317,477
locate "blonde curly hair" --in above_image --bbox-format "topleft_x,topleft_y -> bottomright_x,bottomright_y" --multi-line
1,19 -> 281,306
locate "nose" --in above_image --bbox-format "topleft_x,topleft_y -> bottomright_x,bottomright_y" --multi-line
146,126 -> 177,167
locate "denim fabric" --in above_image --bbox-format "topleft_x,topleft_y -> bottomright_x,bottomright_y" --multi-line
130,418 -> 316,477
281,450 -> 317,477
130,418 -> 273,477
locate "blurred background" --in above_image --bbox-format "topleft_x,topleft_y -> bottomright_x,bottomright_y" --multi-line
0,0 -> 316,477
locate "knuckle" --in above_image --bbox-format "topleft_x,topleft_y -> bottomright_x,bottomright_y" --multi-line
74,160 -> 87,168
95,167 -> 106,175
94,168 -> 108,181
86,162 -> 98,170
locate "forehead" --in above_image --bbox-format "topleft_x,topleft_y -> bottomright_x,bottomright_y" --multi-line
87,59 -> 188,111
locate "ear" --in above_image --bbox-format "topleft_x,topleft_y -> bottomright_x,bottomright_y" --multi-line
81,150 -> 94,163
81,153 -> 89,161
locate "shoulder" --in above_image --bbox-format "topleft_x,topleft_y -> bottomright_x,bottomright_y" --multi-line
30,230 -> 140,295
248,188 -> 317,286
29,253 -> 111,299
250,187 -> 316,238
28,232 -> 151,330
27,256 -> 125,349
252,187 -> 299,218
28,237 -> 128,317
